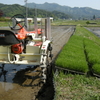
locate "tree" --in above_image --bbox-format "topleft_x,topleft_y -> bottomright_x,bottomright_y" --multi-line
0,10 -> 3,17
93,15 -> 96,20
86,21 -> 90,24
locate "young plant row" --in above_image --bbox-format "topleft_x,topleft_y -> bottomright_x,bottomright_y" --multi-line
84,38 -> 100,75
55,26 -> 100,75
55,27 -> 88,73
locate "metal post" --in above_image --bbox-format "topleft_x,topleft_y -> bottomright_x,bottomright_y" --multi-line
45,19 -> 47,38
25,0 -> 28,30
47,17 -> 51,40
45,17 -> 51,40
35,5 -> 37,18
12,18 -> 16,27
34,17 -> 38,37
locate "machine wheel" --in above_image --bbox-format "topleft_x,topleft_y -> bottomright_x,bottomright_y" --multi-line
45,46 -> 53,81
41,44 -> 53,83
9,14 -> 26,30
48,44 -> 53,60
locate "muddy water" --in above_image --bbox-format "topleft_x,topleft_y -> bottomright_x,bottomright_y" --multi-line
87,27 -> 100,37
0,64 -> 41,100
0,26 -> 75,100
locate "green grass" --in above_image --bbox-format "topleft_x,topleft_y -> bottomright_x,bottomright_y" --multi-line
54,20 -> 100,100
1,19 -> 100,27
1,18 -> 100,100
52,19 -> 100,26
0,21 -> 9,27
54,72 -> 100,100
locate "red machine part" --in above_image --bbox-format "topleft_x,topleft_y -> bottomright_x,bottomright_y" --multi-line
37,29 -> 42,34
16,28 -> 42,40
11,43 -> 23,54
11,23 -> 42,54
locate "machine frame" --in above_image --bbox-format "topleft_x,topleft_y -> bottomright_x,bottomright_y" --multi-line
0,14 -> 53,82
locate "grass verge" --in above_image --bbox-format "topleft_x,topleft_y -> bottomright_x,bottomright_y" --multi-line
54,72 -> 100,100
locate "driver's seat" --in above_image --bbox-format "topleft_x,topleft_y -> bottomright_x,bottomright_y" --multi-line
0,30 -> 20,45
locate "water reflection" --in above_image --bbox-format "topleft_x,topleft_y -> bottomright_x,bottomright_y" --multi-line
0,64 -> 38,91
86,27 -> 100,37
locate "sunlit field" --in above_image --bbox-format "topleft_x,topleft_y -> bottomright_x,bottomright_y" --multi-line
1,18 -> 100,27
53,20 -> 100,100
52,19 -> 100,27
1,18 -> 100,100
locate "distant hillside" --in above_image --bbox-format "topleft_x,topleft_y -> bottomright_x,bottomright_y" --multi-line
0,3 -> 70,19
1,2 -> 100,20
27,2 -> 100,19
0,3 -> 26,17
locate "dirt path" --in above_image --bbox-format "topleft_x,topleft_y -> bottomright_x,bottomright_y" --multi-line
51,26 -> 74,59
0,26 -> 75,100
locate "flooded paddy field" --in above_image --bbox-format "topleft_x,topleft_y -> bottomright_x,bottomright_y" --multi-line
0,26 -> 75,100
87,27 -> 100,37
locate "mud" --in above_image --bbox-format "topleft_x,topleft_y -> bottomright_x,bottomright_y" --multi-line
0,26 -> 75,100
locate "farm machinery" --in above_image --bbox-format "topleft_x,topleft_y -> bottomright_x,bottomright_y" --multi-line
0,14 -> 53,82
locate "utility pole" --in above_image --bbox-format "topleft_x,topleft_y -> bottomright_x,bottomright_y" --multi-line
24,0 -> 28,30
35,4 -> 37,17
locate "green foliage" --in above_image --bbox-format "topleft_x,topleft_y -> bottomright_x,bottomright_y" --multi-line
84,38 -> 100,65
52,19 -> 100,27
83,37 -> 100,75
92,64 -> 100,75
0,9 -> 3,17
54,73 -> 100,100
52,11 -> 71,19
27,2 -> 100,19
0,3 -> 70,20
55,31 -> 88,73
56,26 -> 100,75
93,15 -> 96,20
0,17 -> 9,21
86,21 -> 90,24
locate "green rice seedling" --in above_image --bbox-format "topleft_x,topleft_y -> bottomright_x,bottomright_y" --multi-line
88,54 -> 100,65
83,33 -> 100,75
55,26 -> 100,74
55,32 -> 88,73
76,26 -> 100,45
92,64 -> 100,75
84,38 -> 100,65
54,24 -> 100,100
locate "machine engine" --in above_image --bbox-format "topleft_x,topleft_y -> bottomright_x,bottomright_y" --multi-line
11,43 -> 24,54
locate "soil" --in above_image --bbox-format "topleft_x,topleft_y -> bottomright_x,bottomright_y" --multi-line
0,25 -> 75,100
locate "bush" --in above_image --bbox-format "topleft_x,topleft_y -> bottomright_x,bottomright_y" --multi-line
86,21 -> 90,24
